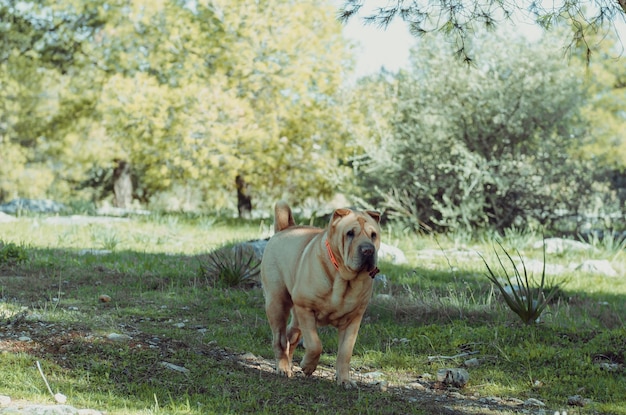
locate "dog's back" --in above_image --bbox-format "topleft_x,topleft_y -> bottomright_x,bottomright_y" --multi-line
274,200 -> 296,233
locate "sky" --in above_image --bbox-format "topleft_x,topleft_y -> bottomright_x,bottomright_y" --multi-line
334,1 -> 626,79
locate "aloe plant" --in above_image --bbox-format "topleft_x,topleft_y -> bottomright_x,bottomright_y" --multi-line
480,241 -> 562,325
200,244 -> 260,288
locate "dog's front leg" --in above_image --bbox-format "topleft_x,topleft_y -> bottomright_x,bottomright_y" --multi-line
336,316 -> 364,388
293,305 -> 322,376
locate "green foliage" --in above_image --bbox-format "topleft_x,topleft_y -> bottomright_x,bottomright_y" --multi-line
355,31 -> 618,232
480,242 -> 563,325
0,0 -> 355,210
0,241 -> 28,264
199,244 -> 260,288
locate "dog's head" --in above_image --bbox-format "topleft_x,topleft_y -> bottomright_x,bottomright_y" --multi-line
327,208 -> 381,278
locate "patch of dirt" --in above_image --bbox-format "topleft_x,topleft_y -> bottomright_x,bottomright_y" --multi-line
0,317 -> 559,415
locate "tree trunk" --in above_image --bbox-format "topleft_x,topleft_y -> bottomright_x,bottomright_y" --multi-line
113,160 -> 133,209
235,174 -> 252,219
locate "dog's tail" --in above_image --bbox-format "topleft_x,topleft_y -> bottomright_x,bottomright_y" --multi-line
274,200 -> 295,233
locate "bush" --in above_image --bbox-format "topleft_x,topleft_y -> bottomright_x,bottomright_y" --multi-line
0,241 -> 28,265
354,31 -> 616,233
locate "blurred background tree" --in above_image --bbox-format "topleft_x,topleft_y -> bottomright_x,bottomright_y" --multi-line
0,0 -> 624,234
1,0 -> 354,211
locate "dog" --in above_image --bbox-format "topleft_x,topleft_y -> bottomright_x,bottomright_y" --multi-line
261,200 -> 381,388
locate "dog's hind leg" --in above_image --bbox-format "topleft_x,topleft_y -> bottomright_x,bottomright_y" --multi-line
265,292 -> 294,377
286,311 -> 302,365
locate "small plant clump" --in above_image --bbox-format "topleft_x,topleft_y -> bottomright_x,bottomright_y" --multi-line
0,241 -> 28,264
199,243 -> 260,288
480,241 -> 563,325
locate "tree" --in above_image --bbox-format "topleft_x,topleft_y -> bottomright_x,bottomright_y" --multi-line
339,0 -> 626,62
354,31 -> 615,232
0,0 -> 359,212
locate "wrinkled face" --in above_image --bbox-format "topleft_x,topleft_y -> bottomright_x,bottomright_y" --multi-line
328,209 -> 381,276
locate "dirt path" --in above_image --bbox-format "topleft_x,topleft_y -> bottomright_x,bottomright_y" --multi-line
0,319 -> 556,415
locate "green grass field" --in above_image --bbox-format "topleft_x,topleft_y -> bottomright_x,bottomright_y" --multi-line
0,214 -> 625,414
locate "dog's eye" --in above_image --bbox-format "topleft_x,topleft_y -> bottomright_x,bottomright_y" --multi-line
347,230 -> 355,238
371,232 -> 377,240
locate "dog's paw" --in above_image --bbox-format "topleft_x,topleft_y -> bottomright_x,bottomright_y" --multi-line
337,378 -> 357,389
276,361 -> 293,378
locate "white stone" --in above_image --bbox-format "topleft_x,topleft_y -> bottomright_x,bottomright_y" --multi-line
0,212 -> 16,223
378,243 -> 408,264
0,395 -> 11,407
533,238 -> 593,254
524,398 -> 546,407
160,362 -> 190,373
106,333 -> 131,342
437,368 -> 469,387
574,260 -> 618,277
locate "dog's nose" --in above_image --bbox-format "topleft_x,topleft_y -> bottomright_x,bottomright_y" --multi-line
359,243 -> 375,257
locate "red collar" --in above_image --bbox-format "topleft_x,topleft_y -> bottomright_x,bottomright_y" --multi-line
325,238 -> 340,270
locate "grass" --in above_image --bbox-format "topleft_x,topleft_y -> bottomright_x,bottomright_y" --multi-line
0,214 -> 625,414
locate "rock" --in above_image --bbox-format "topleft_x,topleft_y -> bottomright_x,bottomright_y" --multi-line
406,382 -> 427,391
0,212 -> 16,223
239,239 -> 268,261
464,358 -> 480,367
523,397 -> 546,407
574,260 -> 618,277
376,380 -> 388,392
18,336 -> 32,342
79,250 -> 112,256
106,333 -> 131,342
54,394 -> 67,404
374,293 -> 394,302
533,238 -> 593,254
567,395 -> 588,407
378,243 -> 408,264
597,362 -> 621,371
173,322 -> 186,328
0,396 -> 10,407
374,274 -> 389,288
0,405 -> 77,414
0,199 -> 66,214
363,371 -> 384,379
436,368 -> 469,387
160,361 -> 190,374
239,352 -> 256,360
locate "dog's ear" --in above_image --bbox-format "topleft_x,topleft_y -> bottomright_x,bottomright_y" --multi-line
333,208 -> 352,218
330,208 -> 352,227
365,211 -> 381,223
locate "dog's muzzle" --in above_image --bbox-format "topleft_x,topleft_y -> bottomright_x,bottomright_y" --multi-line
358,242 -> 377,274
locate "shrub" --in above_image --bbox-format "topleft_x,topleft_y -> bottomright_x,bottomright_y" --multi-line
353,31 -> 615,233
0,241 -> 28,264
199,244 -> 260,288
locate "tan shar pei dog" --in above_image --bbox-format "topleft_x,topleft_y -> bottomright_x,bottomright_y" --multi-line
261,200 -> 381,387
